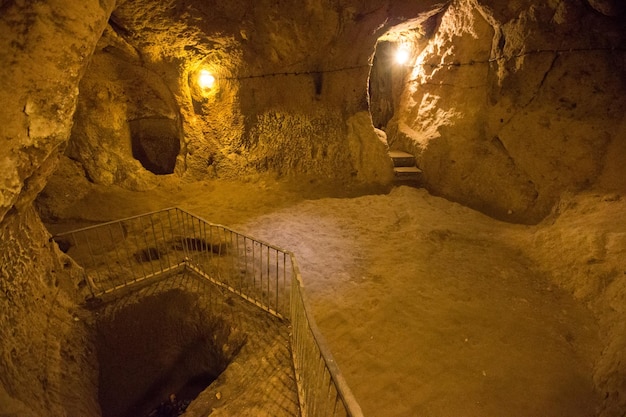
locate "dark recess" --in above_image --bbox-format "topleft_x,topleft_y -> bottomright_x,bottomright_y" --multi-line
130,118 -> 181,175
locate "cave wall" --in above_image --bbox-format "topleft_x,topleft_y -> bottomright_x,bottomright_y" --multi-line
80,0 -> 609,198
66,25 -> 182,190
0,208 -> 100,417
0,0 -> 114,416
387,0 -> 626,224
64,0 -> 449,188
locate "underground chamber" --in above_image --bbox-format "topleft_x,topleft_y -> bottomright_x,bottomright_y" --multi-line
92,274 -> 294,417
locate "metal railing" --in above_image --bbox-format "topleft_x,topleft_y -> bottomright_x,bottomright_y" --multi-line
53,207 -> 364,417
290,261 -> 364,417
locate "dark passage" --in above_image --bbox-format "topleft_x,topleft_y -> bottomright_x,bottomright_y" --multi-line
130,118 -> 181,175
96,288 -> 246,417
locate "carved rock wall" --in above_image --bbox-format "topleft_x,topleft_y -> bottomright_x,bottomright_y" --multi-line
64,0 -> 448,187
66,27 -> 182,190
0,208 -> 100,417
0,0 -> 114,415
388,0 -> 626,224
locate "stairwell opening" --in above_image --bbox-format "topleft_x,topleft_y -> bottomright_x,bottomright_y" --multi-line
368,39 -> 410,131
95,287 -> 246,417
367,13 -> 439,135
368,20 -> 435,186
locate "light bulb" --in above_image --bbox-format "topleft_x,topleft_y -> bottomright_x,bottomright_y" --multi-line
198,69 -> 215,89
395,45 -> 411,65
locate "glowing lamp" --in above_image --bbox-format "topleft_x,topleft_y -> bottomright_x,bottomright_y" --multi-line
395,45 -> 411,65
197,69 -> 215,89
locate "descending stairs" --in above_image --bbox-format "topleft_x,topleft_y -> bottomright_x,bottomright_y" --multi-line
389,150 -> 422,185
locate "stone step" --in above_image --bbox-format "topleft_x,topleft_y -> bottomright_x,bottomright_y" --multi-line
388,150 -> 416,167
393,166 -> 423,179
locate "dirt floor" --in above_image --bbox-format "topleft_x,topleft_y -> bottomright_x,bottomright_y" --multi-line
39,174 -> 603,417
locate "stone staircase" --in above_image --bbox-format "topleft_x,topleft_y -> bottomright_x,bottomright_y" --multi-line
389,150 -> 422,185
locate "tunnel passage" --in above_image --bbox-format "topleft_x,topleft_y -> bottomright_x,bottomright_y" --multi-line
95,287 -> 246,417
369,40 -> 402,130
130,118 -> 181,175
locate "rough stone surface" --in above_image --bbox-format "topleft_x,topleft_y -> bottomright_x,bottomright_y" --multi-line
66,29 -> 181,190
63,0 -> 446,186
0,207 -> 100,417
586,0 -> 625,16
526,192 -> 626,417
386,0 -> 626,224
0,0 -> 114,223
0,0 -> 113,416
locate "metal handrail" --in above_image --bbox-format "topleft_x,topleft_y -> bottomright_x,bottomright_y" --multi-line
290,256 -> 364,417
53,207 -> 364,417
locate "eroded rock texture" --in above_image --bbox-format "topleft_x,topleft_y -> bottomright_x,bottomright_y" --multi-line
65,0 -> 453,188
0,0 -> 113,416
66,26 -> 182,190
386,0 -> 626,224
0,208 -> 100,417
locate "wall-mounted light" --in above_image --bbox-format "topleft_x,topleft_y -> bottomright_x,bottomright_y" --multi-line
197,69 -> 216,90
395,44 -> 411,65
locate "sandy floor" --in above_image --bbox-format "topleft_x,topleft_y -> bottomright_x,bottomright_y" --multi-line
40,176 -> 601,417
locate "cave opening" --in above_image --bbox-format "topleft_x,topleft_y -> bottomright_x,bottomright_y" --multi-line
369,39 -> 410,131
129,118 -> 181,175
368,17 -> 433,152
95,288 -> 246,417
